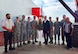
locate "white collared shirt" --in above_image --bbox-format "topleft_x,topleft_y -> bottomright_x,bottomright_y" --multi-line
44,20 -> 47,23
2,18 -> 14,31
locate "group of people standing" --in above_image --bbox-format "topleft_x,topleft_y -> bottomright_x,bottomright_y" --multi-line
2,13 -> 74,53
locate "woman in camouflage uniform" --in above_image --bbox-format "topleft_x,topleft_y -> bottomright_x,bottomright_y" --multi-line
54,17 -> 61,45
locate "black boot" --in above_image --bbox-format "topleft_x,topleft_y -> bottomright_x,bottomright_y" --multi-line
62,41 -> 64,45
23,42 -> 27,45
32,41 -> 35,44
20,42 -> 22,47
9,47 -> 15,50
55,40 -> 56,44
27,41 -> 31,44
17,45 -> 20,47
35,40 -> 38,43
4,51 -> 7,53
49,40 -> 53,44
58,40 -> 60,45
4,48 -> 7,53
45,39 -> 48,45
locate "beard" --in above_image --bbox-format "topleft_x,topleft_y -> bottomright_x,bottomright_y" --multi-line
7,18 -> 10,19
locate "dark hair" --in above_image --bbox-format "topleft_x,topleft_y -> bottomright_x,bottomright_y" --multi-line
63,14 -> 66,16
49,17 -> 51,19
16,17 -> 19,19
40,15 -> 43,18
22,15 -> 25,17
6,13 -> 10,16
33,16 -> 36,19
28,17 -> 30,19
56,17 -> 59,20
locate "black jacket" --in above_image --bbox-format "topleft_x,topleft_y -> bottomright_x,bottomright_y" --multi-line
43,20 -> 50,33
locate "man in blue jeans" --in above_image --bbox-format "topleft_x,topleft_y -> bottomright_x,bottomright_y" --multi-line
63,17 -> 74,49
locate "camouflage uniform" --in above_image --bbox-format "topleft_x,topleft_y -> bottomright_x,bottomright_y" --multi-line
31,20 -> 37,43
27,21 -> 32,43
49,21 -> 53,43
20,20 -> 27,45
54,21 -> 61,44
13,21 -> 21,47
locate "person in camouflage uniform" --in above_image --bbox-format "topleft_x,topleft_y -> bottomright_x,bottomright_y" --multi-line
20,15 -> 27,46
13,17 -> 21,48
27,17 -> 32,44
54,17 -> 61,45
49,17 -> 53,44
31,16 -> 38,44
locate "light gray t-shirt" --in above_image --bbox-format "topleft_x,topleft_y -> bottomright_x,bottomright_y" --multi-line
63,22 -> 74,33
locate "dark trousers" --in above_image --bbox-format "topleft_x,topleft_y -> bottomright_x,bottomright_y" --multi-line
54,34 -> 60,43
44,31 -> 49,44
4,31 -> 13,51
35,35 -> 37,41
65,32 -> 72,48
61,28 -> 65,44
49,31 -> 53,42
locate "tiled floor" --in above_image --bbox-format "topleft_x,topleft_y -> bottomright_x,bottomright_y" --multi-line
0,44 -> 78,54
